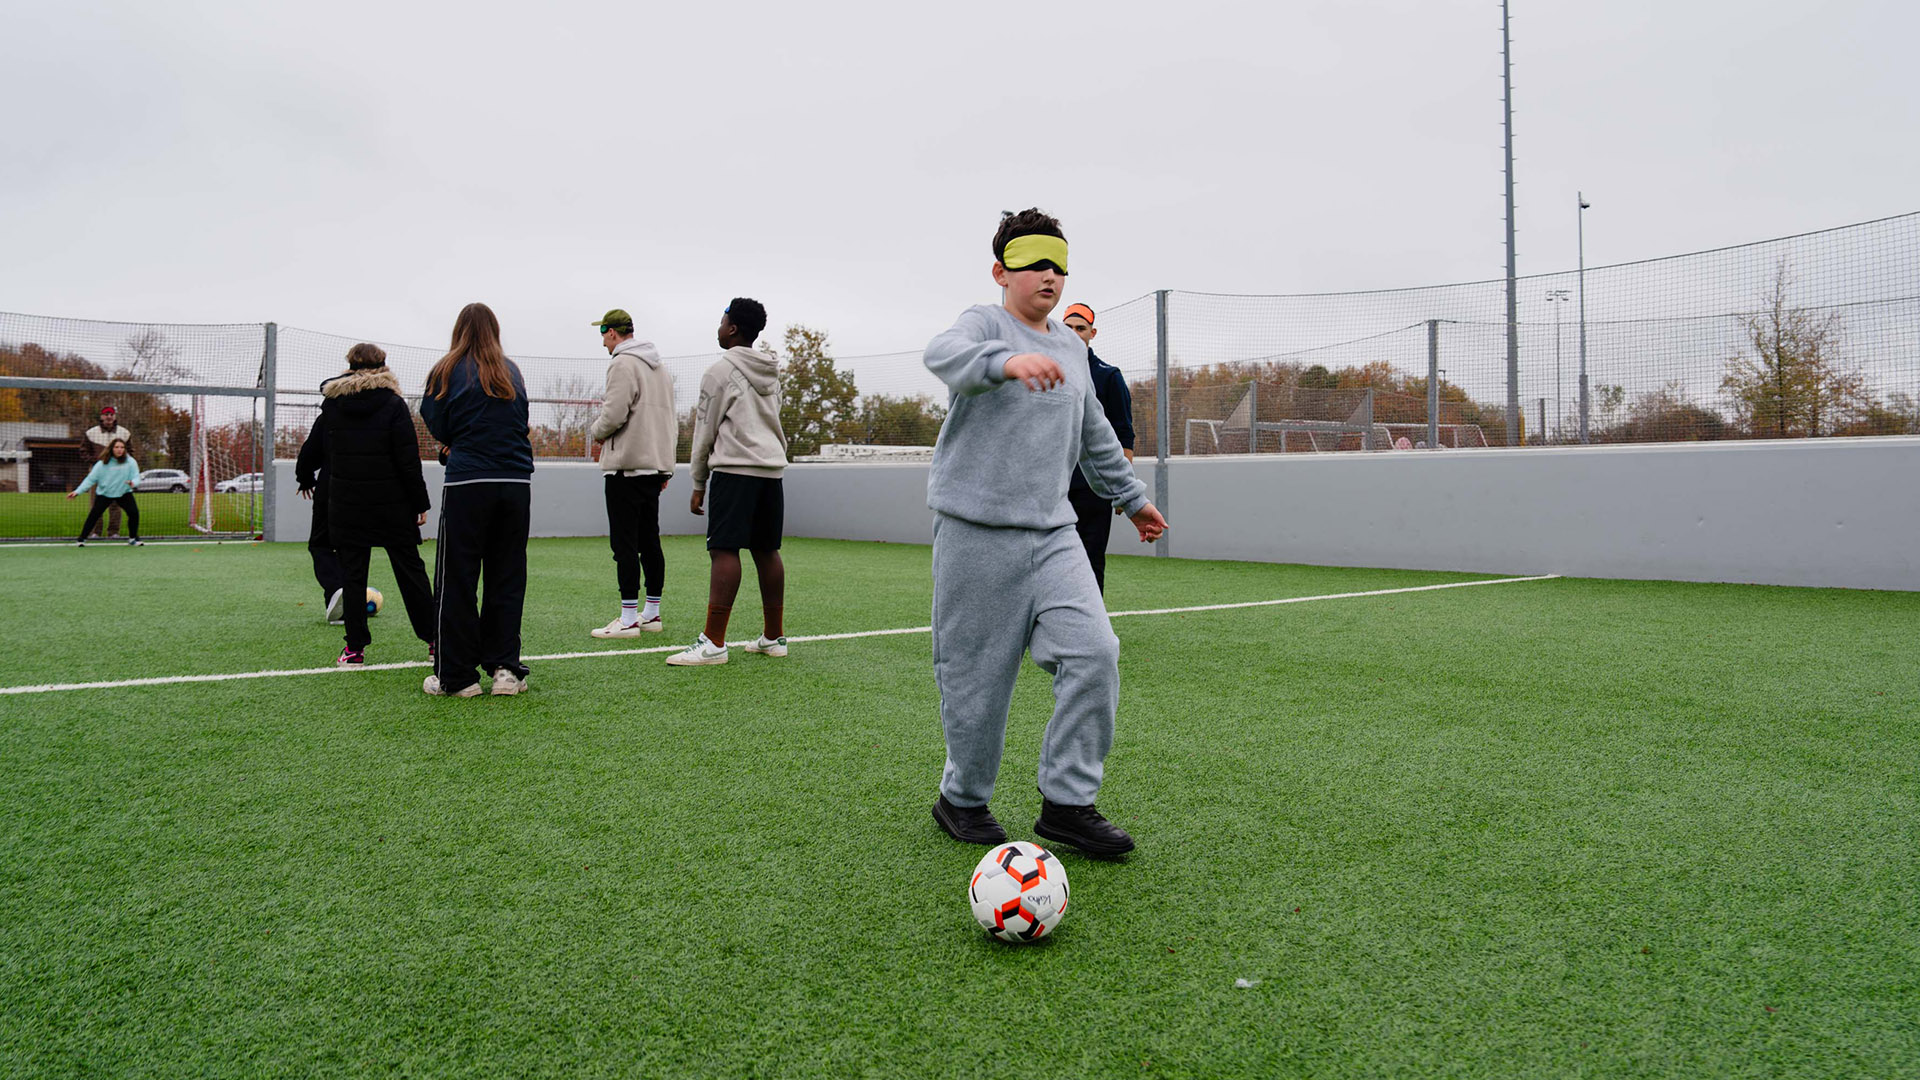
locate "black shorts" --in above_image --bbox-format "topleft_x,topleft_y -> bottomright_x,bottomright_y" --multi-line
706,472 -> 783,552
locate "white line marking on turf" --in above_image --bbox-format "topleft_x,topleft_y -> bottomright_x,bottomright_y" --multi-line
0,574 -> 1558,696
0,540 -> 262,549
1105,574 -> 1561,618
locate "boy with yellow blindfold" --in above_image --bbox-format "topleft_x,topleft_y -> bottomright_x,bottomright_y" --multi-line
921,207 -> 1168,858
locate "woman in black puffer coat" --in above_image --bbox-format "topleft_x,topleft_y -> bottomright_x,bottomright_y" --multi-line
306,342 -> 436,665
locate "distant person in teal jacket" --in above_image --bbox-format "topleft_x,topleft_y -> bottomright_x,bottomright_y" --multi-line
69,438 -> 144,546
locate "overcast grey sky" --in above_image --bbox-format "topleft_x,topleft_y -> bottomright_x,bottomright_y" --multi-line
3,0 -> 1914,364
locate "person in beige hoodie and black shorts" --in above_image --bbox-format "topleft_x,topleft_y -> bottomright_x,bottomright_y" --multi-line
669,297 -> 789,667
588,308 -> 677,638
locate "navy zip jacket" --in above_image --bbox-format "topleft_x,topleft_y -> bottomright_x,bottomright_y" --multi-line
1069,348 -> 1136,496
419,356 -> 534,483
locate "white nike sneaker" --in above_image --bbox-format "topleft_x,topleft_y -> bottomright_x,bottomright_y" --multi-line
325,588 -> 345,623
591,618 -> 642,639
744,635 -> 788,657
665,634 -> 728,666
423,675 -> 480,698
490,668 -> 528,696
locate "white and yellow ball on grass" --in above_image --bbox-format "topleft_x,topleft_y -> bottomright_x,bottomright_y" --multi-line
364,587 -> 383,616
969,841 -> 1069,943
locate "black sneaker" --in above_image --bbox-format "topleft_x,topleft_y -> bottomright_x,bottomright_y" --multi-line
932,795 -> 1009,845
1035,798 -> 1135,858
336,647 -> 365,667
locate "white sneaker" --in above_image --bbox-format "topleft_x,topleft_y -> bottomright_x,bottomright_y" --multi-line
490,668 -> 528,696
423,675 -> 480,698
636,615 -> 665,632
665,634 -> 728,666
744,635 -> 788,657
325,589 -> 345,623
591,618 -> 642,639
127,538 -> 144,546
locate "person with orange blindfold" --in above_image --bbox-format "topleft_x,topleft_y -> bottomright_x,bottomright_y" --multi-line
1059,303 -> 1134,593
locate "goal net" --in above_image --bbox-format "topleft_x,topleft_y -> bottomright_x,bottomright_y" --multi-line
0,313 -> 268,542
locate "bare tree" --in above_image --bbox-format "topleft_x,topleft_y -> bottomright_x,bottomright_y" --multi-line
1721,263 -> 1865,438
120,328 -> 189,382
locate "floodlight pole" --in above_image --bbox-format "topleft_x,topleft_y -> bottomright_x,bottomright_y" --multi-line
1577,192 -> 1591,443
1502,0 -> 1520,448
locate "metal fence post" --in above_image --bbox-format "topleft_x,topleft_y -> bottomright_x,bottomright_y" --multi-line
1154,289 -> 1170,557
261,322 -> 277,541
1427,319 -> 1440,449
1247,380 -> 1258,453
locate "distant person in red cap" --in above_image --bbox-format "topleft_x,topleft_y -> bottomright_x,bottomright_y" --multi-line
83,404 -> 133,538
1060,304 -> 1135,593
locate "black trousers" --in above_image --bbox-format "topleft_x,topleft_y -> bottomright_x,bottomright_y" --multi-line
337,543 -> 436,652
1068,486 -> 1114,594
79,494 -> 139,541
604,473 -> 666,600
88,503 -> 124,538
433,482 -> 531,692
308,481 -> 344,602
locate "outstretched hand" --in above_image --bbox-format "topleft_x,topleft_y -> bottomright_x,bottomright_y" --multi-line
65,491 -> 78,500
1003,353 -> 1064,392
1129,502 -> 1169,543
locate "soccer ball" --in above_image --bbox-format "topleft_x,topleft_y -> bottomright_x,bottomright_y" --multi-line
365,587 -> 383,616
969,841 -> 1069,943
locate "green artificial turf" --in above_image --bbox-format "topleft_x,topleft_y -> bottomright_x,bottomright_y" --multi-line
0,491 -> 258,539
1,538 -> 1916,1078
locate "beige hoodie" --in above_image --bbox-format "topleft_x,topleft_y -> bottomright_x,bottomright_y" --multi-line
590,337 -> 676,474
690,346 -> 787,490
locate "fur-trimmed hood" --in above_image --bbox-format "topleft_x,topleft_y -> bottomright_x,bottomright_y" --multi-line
322,366 -> 403,399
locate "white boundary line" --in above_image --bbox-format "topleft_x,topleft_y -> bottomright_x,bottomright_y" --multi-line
0,574 -> 1558,697
0,539 -> 262,549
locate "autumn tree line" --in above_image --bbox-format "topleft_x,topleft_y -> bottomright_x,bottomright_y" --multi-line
5,264 -> 1913,476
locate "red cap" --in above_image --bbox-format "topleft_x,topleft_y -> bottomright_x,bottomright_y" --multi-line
1062,303 -> 1095,325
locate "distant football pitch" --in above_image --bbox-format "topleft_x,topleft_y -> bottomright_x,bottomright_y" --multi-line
0,491 -> 258,540
1,538 -> 1914,1077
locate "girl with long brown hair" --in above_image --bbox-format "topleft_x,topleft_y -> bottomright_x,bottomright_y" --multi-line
419,302 -> 535,697
68,437 -> 144,546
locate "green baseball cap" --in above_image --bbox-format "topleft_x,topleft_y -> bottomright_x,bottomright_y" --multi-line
591,308 -> 634,332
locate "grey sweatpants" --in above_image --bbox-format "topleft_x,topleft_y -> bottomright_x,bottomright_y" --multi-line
932,512 -> 1121,807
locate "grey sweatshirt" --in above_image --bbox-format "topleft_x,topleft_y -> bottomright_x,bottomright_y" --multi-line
590,337 -> 676,474
924,304 -> 1148,529
690,346 -> 787,490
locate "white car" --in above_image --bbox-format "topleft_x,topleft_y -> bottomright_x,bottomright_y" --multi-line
135,468 -> 192,493
215,472 -> 264,494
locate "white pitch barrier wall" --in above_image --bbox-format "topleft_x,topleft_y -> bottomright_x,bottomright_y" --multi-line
270,461 -> 706,543
269,436 -> 1920,591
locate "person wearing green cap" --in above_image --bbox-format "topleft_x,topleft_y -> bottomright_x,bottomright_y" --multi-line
588,308 -> 677,638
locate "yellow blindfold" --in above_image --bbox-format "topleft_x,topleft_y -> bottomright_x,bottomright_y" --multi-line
1001,234 -> 1069,275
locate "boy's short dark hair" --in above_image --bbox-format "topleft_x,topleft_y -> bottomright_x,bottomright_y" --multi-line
992,208 -> 1065,265
727,298 -> 768,342
346,343 -> 388,369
